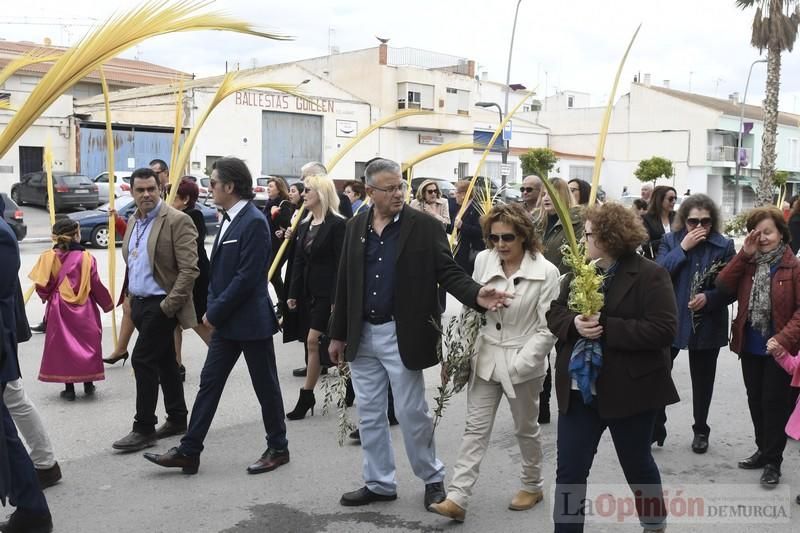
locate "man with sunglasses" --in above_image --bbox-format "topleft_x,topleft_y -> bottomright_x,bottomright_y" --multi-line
149,159 -> 170,199
519,175 -> 542,215
329,158 -> 512,511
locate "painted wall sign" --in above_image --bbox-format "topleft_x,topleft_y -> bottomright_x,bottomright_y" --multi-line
234,91 -> 336,113
336,119 -> 357,138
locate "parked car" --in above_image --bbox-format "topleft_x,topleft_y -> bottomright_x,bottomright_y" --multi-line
1,192 -> 27,241
11,171 -> 99,212
410,177 -> 456,199
254,177 -> 271,208
68,196 -> 220,248
197,176 -> 213,204
93,171 -> 133,203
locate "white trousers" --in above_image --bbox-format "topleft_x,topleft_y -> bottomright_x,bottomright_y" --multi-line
447,375 -> 545,509
350,321 -> 445,495
3,378 -> 56,469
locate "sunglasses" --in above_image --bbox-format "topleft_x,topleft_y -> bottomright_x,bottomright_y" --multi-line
520,186 -> 536,193
687,217 -> 712,227
488,233 -> 517,243
425,188 -> 439,194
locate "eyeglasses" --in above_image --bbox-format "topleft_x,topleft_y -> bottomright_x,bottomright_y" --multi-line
583,232 -> 594,239
520,186 -> 536,193
686,217 -> 712,227
370,182 -> 408,195
488,233 -> 517,243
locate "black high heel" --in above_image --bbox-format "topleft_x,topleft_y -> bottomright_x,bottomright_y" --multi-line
286,388 -> 316,420
103,351 -> 129,366
651,425 -> 667,447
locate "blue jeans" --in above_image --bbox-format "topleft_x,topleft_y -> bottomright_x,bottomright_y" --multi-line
553,390 -> 666,532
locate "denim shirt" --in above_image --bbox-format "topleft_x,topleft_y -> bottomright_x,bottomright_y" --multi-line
128,201 -> 166,297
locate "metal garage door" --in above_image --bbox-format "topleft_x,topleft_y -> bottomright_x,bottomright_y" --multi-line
78,125 -> 175,178
262,111 -> 322,179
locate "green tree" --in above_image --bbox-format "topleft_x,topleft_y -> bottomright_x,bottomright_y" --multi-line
634,156 -> 674,183
737,0 -> 800,205
520,147 -> 558,178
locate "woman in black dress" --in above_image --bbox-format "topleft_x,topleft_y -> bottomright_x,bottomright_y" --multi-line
263,177 -> 293,316
284,174 -> 346,420
171,178 -> 211,380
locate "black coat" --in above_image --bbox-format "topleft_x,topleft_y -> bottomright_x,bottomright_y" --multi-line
546,253 -> 680,419
330,205 -> 482,370
288,213 -> 346,302
453,201 -> 485,276
641,212 -> 675,260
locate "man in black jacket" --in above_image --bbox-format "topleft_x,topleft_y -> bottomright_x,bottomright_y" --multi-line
329,158 -> 510,511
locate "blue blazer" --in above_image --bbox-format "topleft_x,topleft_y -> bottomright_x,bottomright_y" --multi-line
0,217 -> 21,384
206,201 -> 279,340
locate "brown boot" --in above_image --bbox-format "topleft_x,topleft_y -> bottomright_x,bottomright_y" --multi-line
428,498 -> 466,522
508,490 -> 543,511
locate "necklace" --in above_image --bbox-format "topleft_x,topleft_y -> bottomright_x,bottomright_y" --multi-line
131,215 -> 153,259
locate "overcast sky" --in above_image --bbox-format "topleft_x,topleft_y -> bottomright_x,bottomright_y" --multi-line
3,0 -> 800,112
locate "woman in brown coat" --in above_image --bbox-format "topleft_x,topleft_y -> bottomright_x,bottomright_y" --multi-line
547,203 -> 678,533
715,206 -> 800,488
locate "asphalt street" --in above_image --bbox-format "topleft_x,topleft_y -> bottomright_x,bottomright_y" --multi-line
5,209 -> 800,532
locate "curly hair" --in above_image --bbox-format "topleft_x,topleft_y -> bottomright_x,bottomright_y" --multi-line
673,193 -> 721,234
746,206 -> 791,243
585,202 -> 648,258
481,202 -> 542,254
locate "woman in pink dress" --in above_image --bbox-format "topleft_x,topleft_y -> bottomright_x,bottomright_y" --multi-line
29,219 -> 113,401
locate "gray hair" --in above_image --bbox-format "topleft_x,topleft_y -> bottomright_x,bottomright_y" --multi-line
365,158 -> 401,185
300,161 -> 327,178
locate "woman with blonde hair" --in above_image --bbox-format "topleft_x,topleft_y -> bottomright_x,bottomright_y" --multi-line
29,219 -> 114,400
430,203 -> 560,522
284,174 -> 347,419
410,179 -> 450,227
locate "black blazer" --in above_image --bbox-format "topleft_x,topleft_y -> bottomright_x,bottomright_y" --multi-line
641,212 -> 675,260
288,213 -> 346,301
330,205 -> 482,370
546,253 -> 680,419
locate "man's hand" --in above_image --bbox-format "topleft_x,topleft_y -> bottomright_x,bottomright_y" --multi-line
287,299 -> 297,310
688,293 -> 707,311
329,339 -> 346,364
476,286 -> 513,311
202,313 -> 215,330
680,227 -> 707,252
575,314 -> 603,339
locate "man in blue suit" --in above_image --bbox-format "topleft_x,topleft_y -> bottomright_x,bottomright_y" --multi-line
144,156 -> 289,475
0,203 -> 52,532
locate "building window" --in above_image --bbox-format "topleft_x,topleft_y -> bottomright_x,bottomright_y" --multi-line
567,95 -> 574,108
397,82 -> 434,111
446,87 -> 458,94
0,92 -> 9,105
568,165 -> 592,181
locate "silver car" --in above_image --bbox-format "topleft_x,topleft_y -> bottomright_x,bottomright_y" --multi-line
93,171 -> 133,203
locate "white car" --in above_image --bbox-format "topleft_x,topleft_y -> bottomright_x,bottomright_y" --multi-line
93,171 -> 133,203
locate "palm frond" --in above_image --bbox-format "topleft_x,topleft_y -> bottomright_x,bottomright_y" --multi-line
168,80 -> 185,184
0,0 -> 292,158
0,49 -> 62,86
43,141 -> 55,228
99,68 -> 119,346
588,24 -> 641,206
449,91 -> 535,249
400,142 -> 486,172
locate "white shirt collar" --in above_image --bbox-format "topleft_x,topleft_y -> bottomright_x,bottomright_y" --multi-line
225,199 -> 249,222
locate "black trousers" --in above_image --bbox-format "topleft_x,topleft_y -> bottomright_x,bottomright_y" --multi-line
554,391 -> 666,532
655,346 -> 720,437
130,296 -> 187,434
179,334 -> 288,456
539,352 -> 552,408
740,352 -> 797,467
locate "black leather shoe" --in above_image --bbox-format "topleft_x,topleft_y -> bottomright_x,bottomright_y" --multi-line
246,448 -> 290,474
340,486 -> 397,506
36,462 -> 62,489
112,431 -> 155,452
292,367 -> 307,377
143,447 -> 199,474
691,433 -> 709,454
738,450 -> 767,470
30,322 -> 46,334
424,481 -> 446,509
795,493 -> 800,505
349,428 -> 361,444
154,420 -> 187,440
0,509 -> 53,533
760,464 -> 781,487
651,425 -> 666,447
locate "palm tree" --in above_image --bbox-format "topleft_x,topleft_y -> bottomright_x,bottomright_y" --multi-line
736,1 -> 800,205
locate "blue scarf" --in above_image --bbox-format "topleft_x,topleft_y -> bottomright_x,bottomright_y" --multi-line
568,262 -> 618,405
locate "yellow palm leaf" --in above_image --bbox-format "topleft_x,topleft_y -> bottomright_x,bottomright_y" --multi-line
0,0 -> 292,159
168,80 -> 185,184
400,142 -> 486,172
588,24 -> 641,206
99,68 -> 119,345
0,48 -> 62,86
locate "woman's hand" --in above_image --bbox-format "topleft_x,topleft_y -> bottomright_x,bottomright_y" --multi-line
742,229 -> 761,257
766,337 -> 787,356
680,227 -> 707,251
285,227 -> 294,240
287,299 -> 297,310
574,314 -> 603,339
688,293 -> 707,311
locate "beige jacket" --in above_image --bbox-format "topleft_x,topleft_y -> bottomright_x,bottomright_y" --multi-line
122,202 -> 200,329
470,249 -> 560,397
410,196 -> 450,227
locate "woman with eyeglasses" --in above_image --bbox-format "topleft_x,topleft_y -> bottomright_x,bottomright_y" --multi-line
410,179 -> 450,228
641,186 -> 677,260
429,203 -> 560,523
715,207 -> 800,488
567,179 -> 590,206
654,194 -> 735,452
547,203 -> 678,533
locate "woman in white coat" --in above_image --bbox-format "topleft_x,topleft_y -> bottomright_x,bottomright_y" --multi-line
430,202 -> 560,522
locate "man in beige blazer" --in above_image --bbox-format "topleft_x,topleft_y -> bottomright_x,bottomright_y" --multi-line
112,168 -> 199,452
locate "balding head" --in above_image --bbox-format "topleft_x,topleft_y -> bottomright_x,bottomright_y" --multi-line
301,161 -> 327,178
521,174 -> 542,209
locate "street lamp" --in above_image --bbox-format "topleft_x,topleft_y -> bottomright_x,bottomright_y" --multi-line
734,58 -> 767,215
475,101 -> 507,189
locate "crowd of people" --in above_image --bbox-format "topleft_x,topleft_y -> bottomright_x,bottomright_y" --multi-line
2,160 -> 800,533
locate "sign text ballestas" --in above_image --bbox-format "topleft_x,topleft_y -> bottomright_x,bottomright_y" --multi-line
235,91 -> 335,113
